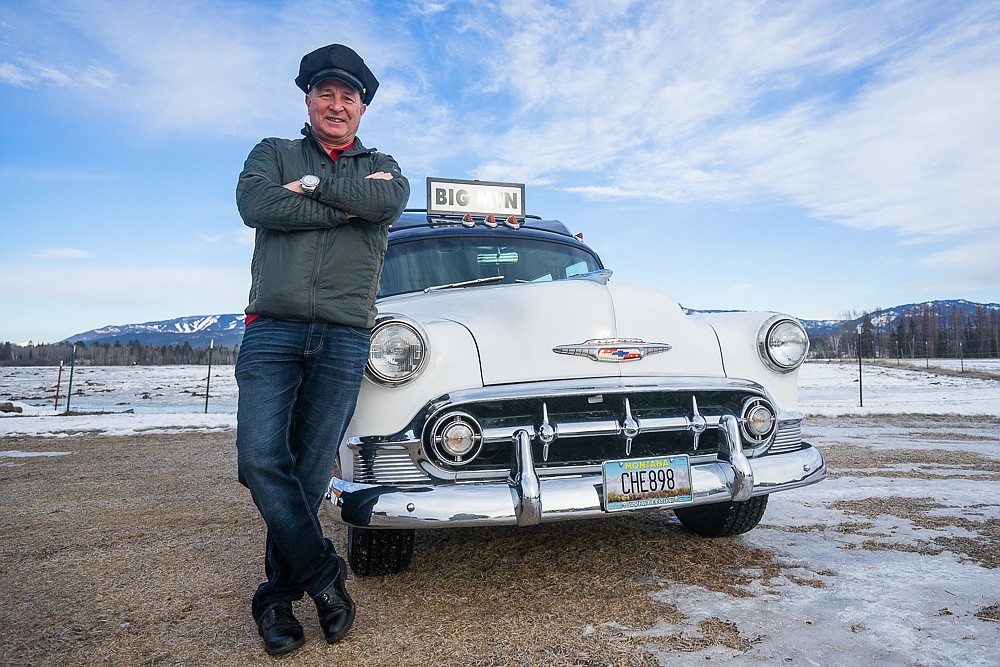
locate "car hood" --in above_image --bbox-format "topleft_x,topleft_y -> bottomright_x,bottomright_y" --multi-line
378,279 -> 725,386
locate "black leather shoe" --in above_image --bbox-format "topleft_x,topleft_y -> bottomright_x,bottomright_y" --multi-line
256,602 -> 305,656
313,556 -> 356,644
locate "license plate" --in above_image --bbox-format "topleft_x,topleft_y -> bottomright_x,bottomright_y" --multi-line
602,455 -> 693,512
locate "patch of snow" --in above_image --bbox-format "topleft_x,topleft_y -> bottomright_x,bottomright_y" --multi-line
641,474 -> 1000,666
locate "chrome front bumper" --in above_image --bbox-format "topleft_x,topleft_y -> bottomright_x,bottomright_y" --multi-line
328,415 -> 826,529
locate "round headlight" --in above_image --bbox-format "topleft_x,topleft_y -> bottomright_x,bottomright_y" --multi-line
367,319 -> 427,385
758,316 -> 809,373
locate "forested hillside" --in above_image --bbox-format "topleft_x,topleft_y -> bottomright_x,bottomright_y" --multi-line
0,340 -> 236,367
808,301 -> 1000,359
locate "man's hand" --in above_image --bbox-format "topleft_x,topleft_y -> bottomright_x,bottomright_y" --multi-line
366,172 -> 393,180
283,180 -> 304,193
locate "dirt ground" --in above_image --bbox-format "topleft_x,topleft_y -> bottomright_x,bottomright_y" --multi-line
1,415 -> 998,666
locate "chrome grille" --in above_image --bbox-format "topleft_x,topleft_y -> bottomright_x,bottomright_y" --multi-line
348,378 -> 802,484
768,421 -> 802,454
421,383 -> 769,475
352,446 -> 429,484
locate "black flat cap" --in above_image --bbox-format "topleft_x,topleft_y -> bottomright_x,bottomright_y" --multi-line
295,43 -> 378,105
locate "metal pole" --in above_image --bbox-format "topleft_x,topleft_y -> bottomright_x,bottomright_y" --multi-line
204,339 -> 214,414
65,343 -> 77,414
857,330 -> 863,408
960,342 -> 964,373
54,360 -> 64,411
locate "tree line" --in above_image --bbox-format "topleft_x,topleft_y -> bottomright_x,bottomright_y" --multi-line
809,303 -> 1000,360
0,340 -> 238,367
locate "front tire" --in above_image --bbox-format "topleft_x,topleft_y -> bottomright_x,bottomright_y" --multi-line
674,495 -> 768,537
347,527 -> 415,576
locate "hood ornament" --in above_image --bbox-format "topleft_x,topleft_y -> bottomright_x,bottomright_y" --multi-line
552,338 -> 671,362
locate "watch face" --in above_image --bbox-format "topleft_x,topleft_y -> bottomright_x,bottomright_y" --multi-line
301,175 -> 320,189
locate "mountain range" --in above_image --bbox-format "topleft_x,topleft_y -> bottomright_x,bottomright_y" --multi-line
63,300 -> 998,350
65,314 -> 247,349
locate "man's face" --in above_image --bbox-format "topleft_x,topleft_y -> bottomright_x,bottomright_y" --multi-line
306,78 -> 366,150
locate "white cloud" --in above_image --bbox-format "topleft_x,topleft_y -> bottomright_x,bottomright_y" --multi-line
3,0 -> 421,137
0,62 -> 31,86
0,60 -> 113,88
918,235 -> 1000,291
728,16 -> 1000,238
452,1 -> 1000,247
0,263 -> 248,310
31,248 -> 91,260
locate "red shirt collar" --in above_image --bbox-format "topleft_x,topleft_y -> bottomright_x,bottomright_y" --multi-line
328,139 -> 356,161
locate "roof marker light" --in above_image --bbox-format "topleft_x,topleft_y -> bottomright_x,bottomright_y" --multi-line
461,213 -> 476,228
504,216 -> 522,230
484,214 -> 498,228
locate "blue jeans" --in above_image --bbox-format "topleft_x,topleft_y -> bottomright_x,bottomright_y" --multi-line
235,317 -> 370,621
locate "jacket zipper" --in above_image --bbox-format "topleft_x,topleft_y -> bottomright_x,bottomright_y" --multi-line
303,127 -> 377,321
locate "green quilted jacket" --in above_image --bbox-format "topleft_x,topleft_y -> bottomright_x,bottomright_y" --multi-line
236,125 -> 409,328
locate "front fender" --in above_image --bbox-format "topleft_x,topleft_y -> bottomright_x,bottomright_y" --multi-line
346,317 -> 482,440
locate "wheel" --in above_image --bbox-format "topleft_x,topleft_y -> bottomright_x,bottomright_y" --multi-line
347,527 -> 415,576
674,495 -> 768,537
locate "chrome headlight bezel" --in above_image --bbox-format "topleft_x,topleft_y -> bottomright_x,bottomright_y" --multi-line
740,396 -> 776,447
428,411 -> 484,466
757,315 -> 809,374
366,315 -> 429,386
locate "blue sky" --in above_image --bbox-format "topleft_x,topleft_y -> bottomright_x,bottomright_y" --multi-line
2,0 -> 998,344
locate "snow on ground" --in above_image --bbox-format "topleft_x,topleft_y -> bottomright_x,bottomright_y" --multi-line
643,465 -> 1000,666
0,365 -> 237,436
1,360 -> 997,437
799,360 -> 999,416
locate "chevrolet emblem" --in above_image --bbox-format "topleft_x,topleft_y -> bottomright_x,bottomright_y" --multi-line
552,338 -> 672,362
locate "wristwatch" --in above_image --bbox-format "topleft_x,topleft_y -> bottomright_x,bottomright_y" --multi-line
300,174 -> 320,195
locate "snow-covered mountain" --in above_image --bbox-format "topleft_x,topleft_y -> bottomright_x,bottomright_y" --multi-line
65,314 -> 246,348
799,299 -> 1000,337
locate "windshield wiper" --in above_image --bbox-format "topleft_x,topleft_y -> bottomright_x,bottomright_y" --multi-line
424,275 -> 504,293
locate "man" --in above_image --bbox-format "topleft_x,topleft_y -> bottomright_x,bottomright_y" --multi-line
234,43 -> 409,656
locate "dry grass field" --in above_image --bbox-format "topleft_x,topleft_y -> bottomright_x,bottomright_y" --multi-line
2,415 -> 998,666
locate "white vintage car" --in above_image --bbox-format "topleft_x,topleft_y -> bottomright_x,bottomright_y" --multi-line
329,180 -> 825,576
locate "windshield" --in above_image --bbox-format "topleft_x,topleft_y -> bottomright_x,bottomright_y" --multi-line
379,234 -> 603,298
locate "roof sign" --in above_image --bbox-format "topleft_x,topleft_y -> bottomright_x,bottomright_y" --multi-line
427,177 -> 525,218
